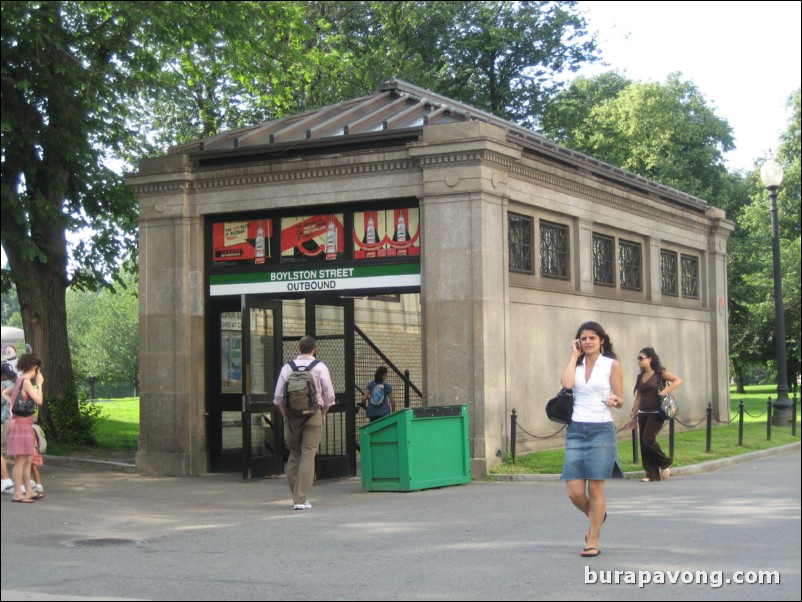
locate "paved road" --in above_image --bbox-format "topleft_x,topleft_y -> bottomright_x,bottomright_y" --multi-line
1,448 -> 800,601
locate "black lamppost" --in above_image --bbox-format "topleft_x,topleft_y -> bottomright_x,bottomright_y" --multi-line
759,154 -> 791,425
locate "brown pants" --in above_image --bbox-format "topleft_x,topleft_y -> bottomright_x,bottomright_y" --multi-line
285,412 -> 323,504
638,413 -> 672,481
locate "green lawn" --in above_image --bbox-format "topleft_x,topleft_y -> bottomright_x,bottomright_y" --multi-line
493,385 -> 800,475
93,397 -> 140,450
46,397 -> 139,456
46,386 -> 799,472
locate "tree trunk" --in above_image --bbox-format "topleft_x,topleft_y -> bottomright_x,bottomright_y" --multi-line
6,229 -> 73,431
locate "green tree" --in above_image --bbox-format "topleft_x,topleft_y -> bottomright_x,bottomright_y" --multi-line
540,72 -> 631,142
124,1 -> 321,154
299,1 -> 598,127
1,1 -> 318,435
1,1 -> 145,433
67,269 -> 139,397
729,90 -> 801,389
540,72 -> 735,201
435,1 -> 598,127
1,285 -> 22,327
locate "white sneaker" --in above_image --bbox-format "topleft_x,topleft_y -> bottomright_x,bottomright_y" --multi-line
33,483 -> 44,493
293,502 -> 312,510
30,480 -> 36,490
0,479 -> 13,495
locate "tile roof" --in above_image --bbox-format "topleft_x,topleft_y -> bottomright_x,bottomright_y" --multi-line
169,79 -> 711,212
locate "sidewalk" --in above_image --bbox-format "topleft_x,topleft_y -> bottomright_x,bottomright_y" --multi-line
2,445 -> 800,601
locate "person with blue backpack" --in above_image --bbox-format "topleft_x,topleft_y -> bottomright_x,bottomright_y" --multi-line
360,366 -> 396,422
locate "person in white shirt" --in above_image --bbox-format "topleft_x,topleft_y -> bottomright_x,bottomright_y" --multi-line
560,321 -> 624,558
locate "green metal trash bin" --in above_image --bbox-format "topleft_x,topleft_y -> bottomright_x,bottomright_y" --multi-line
359,405 -> 470,492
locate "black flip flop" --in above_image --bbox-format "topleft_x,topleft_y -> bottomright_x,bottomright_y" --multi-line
581,547 -> 601,557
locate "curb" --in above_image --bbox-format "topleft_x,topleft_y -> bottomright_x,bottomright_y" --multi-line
43,454 -> 137,474
43,441 -> 801,479
490,441 -> 801,481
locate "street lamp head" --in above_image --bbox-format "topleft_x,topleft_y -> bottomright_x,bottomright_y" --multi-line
760,154 -> 784,190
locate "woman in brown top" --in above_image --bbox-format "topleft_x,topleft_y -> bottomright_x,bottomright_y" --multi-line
628,348 -> 682,482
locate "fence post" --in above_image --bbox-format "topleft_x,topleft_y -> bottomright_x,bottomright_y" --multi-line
738,399 -> 744,447
767,397 -> 772,441
668,416 -> 675,460
793,393 -> 798,437
404,369 -> 411,409
706,402 -> 712,452
510,409 -> 517,463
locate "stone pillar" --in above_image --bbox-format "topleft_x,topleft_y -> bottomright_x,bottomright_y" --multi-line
706,207 -> 735,421
127,155 -> 207,475
409,122 -> 522,478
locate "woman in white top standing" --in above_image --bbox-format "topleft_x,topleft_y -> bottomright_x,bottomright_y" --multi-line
560,321 -> 624,557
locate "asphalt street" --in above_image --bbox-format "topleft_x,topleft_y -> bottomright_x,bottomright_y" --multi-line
1,447 -> 800,601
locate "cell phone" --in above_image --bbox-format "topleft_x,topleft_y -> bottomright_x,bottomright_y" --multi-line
575,341 -> 581,350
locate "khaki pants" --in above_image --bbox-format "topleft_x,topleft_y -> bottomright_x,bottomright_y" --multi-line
284,411 -> 323,504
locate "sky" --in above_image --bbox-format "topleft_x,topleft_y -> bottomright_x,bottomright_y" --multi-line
575,1 -> 802,172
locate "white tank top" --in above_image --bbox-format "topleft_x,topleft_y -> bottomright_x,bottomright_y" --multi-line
571,355 -> 614,423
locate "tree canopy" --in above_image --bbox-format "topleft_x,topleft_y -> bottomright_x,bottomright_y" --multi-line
540,72 -> 735,202
298,1 -> 598,128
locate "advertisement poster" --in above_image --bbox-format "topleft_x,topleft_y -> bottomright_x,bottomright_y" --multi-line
353,208 -> 420,259
212,219 -> 272,266
281,214 -> 344,262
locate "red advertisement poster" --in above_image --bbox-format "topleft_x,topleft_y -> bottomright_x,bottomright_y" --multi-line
281,214 -> 344,262
212,219 -> 272,265
353,208 -> 420,259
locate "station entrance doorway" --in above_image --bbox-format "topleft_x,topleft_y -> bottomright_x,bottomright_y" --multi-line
207,293 -> 422,479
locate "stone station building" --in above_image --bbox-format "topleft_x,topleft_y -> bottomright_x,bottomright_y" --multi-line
127,80 -> 733,479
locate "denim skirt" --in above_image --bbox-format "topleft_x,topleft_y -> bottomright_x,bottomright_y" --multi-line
561,421 -> 624,480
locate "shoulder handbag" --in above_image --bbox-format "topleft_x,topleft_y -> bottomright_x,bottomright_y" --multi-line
546,388 -> 574,424
32,423 -> 47,454
659,393 -> 678,420
10,379 -> 36,417
658,374 -> 678,420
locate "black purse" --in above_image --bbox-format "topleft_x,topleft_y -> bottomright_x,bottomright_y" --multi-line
10,379 -> 35,417
546,388 -> 574,424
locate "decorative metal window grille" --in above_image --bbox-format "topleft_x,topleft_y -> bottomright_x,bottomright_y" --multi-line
681,254 -> 700,298
661,250 -> 678,296
508,214 -> 533,273
540,221 -> 569,279
593,234 -> 615,286
618,240 -> 642,290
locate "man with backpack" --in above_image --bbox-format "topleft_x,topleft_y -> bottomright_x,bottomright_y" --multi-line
273,336 -> 335,510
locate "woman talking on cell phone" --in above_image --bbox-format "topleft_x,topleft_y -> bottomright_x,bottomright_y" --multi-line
2,354 -> 45,503
559,321 -> 624,558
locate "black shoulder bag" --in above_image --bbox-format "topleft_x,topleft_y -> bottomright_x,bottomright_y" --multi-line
546,388 -> 574,424
11,378 -> 36,417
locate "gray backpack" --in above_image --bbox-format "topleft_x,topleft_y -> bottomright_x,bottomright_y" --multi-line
284,360 -> 320,416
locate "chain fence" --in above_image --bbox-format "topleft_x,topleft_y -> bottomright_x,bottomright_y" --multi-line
509,393 -> 799,463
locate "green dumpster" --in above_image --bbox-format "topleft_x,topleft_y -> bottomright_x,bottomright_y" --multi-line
359,405 -> 471,492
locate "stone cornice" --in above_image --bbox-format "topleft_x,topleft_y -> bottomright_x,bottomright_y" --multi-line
510,159 -> 728,237
129,155 -> 418,197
